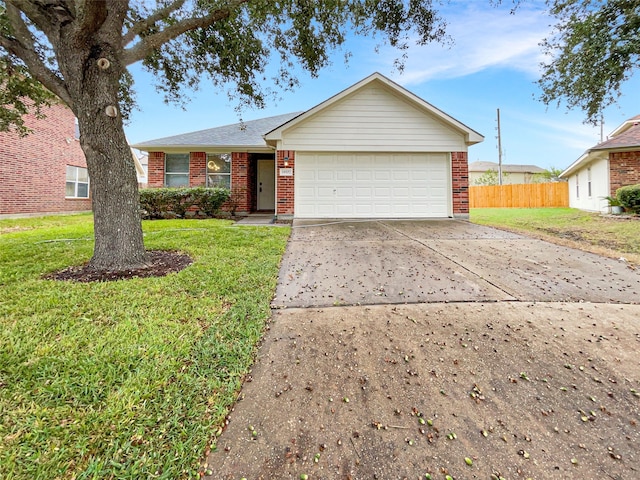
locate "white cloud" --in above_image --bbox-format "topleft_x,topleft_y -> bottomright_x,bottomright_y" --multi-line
387,2 -> 552,84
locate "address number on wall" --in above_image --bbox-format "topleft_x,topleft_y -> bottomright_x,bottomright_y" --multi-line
279,168 -> 293,176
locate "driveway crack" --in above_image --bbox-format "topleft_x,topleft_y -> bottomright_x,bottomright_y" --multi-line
378,220 -> 519,301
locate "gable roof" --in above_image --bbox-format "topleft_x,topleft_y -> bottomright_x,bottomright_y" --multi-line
131,112 -> 302,151
591,121 -> 640,151
560,115 -> 640,178
264,72 -> 484,146
469,161 -> 546,174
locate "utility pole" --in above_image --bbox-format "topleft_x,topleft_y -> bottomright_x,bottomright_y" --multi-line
497,108 -> 503,185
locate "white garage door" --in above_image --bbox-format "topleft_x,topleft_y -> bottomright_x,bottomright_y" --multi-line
295,152 -> 450,218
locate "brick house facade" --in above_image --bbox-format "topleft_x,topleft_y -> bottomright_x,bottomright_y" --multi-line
562,115 -> 640,213
135,73 -> 483,219
0,102 -> 92,216
609,150 -> 640,196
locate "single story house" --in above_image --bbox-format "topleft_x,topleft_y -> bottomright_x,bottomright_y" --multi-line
560,115 -> 640,213
132,73 -> 484,219
468,161 -> 548,185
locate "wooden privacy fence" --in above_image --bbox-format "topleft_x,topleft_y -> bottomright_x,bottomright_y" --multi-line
469,182 -> 569,208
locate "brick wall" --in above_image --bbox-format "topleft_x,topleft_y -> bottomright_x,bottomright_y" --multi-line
276,150 -> 295,216
190,152 -> 207,186
147,152 -> 165,187
0,102 -> 91,215
231,152 -> 250,213
609,150 -> 640,195
451,151 -> 469,215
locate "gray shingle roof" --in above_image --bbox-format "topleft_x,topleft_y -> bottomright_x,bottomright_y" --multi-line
591,121 -> 640,151
468,161 -> 546,174
131,111 -> 303,149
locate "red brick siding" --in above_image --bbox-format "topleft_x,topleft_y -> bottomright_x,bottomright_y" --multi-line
230,152 -> 251,213
190,152 -> 206,186
609,150 -> 640,195
276,150 -> 295,216
147,152 -> 165,187
451,151 -> 469,215
0,103 -> 91,215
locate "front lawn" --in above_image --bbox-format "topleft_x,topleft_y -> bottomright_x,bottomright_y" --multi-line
471,207 -> 640,263
0,214 -> 289,479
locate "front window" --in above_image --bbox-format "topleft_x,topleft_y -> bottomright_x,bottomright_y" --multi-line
207,153 -> 231,188
165,153 -> 190,187
587,167 -> 592,197
575,173 -> 580,199
65,165 -> 89,198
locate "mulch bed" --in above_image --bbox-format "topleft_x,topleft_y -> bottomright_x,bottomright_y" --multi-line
44,250 -> 192,283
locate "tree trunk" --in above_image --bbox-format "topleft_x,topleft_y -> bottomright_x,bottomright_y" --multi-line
57,9 -> 148,272
78,111 -> 148,271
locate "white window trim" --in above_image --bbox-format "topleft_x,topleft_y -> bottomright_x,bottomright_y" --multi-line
65,165 -> 89,199
206,153 -> 232,188
164,153 -> 190,187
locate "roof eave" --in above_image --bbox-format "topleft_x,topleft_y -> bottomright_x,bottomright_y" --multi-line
560,150 -> 607,178
130,143 -> 274,153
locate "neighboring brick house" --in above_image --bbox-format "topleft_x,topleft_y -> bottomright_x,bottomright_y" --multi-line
132,73 -> 484,220
0,102 -> 92,216
561,115 -> 640,213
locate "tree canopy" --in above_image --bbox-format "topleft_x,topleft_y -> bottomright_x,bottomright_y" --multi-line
0,0 -> 448,134
539,0 -> 640,124
0,0 -> 449,271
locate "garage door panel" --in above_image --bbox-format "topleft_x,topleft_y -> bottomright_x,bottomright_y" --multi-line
295,152 -> 450,218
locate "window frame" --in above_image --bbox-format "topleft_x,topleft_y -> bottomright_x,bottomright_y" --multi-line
65,165 -> 89,199
587,167 -> 592,197
206,153 -> 232,189
164,153 -> 190,187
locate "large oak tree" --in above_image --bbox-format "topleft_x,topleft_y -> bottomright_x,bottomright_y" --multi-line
539,0 -> 640,124
0,0 -> 446,271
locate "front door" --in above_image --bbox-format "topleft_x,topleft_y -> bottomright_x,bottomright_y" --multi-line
257,159 -> 276,210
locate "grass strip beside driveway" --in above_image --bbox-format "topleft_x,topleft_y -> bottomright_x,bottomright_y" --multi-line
471,207 -> 640,264
0,215 -> 289,479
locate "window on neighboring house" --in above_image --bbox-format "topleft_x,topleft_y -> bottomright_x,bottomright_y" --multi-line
207,153 -> 232,188
576,173 -> 580,199
165,153 -> 190,187
587,167 -> 592,197
74,118 -> 80,140
66,165 -> 89,198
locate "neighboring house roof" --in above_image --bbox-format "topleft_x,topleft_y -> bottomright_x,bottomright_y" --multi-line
130,112 -> 303,151
264,72 -> 484,146
468,161 -> 546,174
591,121 -> 640,151
560,115 -> 640,178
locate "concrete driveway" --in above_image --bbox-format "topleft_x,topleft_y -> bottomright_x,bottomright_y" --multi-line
273,219 -> 640,307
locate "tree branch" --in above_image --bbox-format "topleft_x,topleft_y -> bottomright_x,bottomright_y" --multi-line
122,0 -> 187,46
75,0 -> 108,41
2,4 -> 72,106
122,0 -> 250,66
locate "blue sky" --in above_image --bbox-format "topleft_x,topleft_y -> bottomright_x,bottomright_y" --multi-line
125,1 -> 639,171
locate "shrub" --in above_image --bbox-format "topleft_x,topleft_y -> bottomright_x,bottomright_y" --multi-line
616,184 -> 640,213
190,186 -> 231,217
139,187 -> 231,219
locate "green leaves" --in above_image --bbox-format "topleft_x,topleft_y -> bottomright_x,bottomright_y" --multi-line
0,56 -> 55,136
539,0 -> 640,124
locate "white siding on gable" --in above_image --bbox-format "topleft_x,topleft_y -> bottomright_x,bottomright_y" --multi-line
567,157 -> 610,213
280,83 -> 466,152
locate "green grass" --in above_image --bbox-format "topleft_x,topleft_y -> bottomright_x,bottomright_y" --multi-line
471,207 -> 640,259
0,214 -> 290,479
